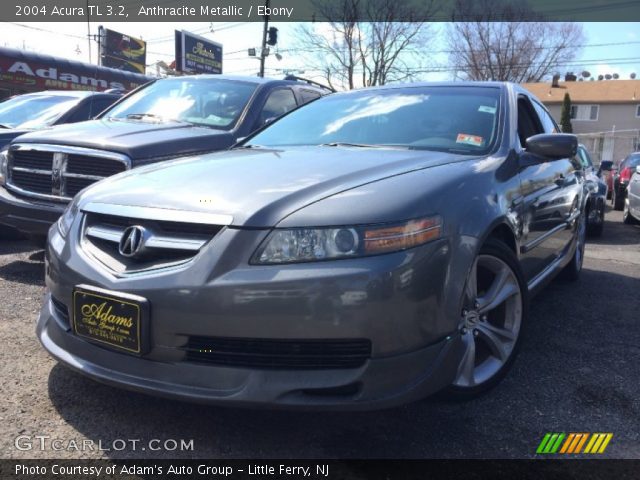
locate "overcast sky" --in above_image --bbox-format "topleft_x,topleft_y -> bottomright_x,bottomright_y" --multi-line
2,21 -> 639,86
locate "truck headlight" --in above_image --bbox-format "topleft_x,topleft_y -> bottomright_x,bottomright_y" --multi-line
0,149 -> 8,185
56,198 -> 80,238
252,216 -> 442,264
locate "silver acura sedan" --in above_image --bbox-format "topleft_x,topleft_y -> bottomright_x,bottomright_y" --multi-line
37,82 -> 584,409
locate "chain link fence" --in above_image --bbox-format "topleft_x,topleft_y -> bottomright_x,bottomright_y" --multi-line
575,130 -> 640,167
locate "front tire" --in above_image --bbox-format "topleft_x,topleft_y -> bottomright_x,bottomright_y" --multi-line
445,238 -> 528,399
562,212 -> 586,281
586,202 -> 604,237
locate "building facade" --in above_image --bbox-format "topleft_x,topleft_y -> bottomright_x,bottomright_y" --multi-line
523,79 -> 640,164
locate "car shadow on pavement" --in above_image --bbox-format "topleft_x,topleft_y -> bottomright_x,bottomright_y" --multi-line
45,266 -> 640,460
0,239 -> 42,256
0,259 -> 45,286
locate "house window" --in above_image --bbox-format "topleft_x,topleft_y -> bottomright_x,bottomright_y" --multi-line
636,105 -> 640,118
570,104 -> 599,121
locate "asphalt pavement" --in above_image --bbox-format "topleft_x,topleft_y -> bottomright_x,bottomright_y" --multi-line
0,208 -> 638,460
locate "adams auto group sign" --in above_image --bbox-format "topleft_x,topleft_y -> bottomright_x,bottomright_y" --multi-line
0,57 -> 147,92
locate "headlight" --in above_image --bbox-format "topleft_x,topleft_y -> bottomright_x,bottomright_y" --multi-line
56,198 -> 80,238
0,149 -> 8,185
253,216 -> 442,264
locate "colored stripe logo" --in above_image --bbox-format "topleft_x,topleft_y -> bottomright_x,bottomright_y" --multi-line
537,433 -> 613,454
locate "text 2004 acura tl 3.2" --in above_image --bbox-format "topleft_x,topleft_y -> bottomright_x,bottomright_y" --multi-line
37,82 -> 585,409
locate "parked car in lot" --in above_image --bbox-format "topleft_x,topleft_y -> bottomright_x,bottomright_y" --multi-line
0,90 -> 121,239
623,164 -> 640,224
576,144 -> 607,236
37,82 -> 584,409
0,90 -> 121,150
0,75 -> 331,238
611,152 -> 640,210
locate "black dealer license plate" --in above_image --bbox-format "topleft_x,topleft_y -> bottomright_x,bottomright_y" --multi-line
72,285 -> 148,355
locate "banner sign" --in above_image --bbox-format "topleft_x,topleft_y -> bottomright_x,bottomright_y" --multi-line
0,47 -> 149,93
101,28 -> 147,74
175,30 -> 223,74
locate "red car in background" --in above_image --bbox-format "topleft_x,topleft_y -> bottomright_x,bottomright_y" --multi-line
612,153 -> 640,210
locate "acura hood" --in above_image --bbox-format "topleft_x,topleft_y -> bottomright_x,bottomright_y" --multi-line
11,119 -> 235,161
80,146 -> 471,227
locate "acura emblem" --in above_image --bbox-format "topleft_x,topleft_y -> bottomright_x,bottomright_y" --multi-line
118,225 -> 146,258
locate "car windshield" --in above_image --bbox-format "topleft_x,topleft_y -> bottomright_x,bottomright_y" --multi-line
0,94 -> 81,129
104,78 -> 258,130
248,86 -> 501,154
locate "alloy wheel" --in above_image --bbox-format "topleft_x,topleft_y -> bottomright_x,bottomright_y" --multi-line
452,255 -> 523,388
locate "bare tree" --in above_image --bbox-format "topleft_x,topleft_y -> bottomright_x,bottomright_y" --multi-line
297,0 -> 437,90
447,0 -> 584,83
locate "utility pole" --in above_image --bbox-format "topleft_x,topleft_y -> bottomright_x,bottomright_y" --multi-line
86,0 -> 91,63
259,0 -> 270,77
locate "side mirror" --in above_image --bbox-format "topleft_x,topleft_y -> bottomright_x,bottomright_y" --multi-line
525,133 -> 577,160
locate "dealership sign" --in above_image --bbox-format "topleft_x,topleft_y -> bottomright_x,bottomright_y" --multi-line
174,30 -> 222,74
0,58 -> 144,92
101,28 -> 147,74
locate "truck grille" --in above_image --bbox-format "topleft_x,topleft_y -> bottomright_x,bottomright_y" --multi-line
82,211 -> 224,274
7,144 -> 129,201
184,336 -> 372,370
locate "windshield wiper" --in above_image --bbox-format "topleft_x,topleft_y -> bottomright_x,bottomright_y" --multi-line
233,144 -> 265,149
124,113 -> 186,124
320,142 -> 408,149
125,113 -> 163,121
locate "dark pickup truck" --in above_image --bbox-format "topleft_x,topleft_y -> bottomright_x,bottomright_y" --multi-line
0,75 -> 331,237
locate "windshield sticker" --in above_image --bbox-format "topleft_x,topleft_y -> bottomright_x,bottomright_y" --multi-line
478,105 -> 497,114
456,133 -> 484,147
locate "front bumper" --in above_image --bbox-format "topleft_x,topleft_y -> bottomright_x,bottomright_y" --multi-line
0,185 -> 65,236
37,224 -> 467,409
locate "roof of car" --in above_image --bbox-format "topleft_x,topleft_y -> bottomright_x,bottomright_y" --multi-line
331,81 -> 513,94
158,74 -> 328,90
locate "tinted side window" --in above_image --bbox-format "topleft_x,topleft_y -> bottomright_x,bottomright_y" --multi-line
532,101 -> 558,133
89,97 -> 118,118
517,97 -> 544,147
259,89 -> 298,126
64,101 -> 91,123
298,89 -> 322,105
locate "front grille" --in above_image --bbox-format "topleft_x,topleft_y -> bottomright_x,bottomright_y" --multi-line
66,154 -> 127,177
65,177 -> 98,197
10,170 -> 52,194
82,212 -> 224,274
7,145 -> 129,200
12,150 -> 54,170
184,336 -> 372,369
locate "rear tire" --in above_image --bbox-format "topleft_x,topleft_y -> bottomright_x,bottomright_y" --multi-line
444,238 -> 528,400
